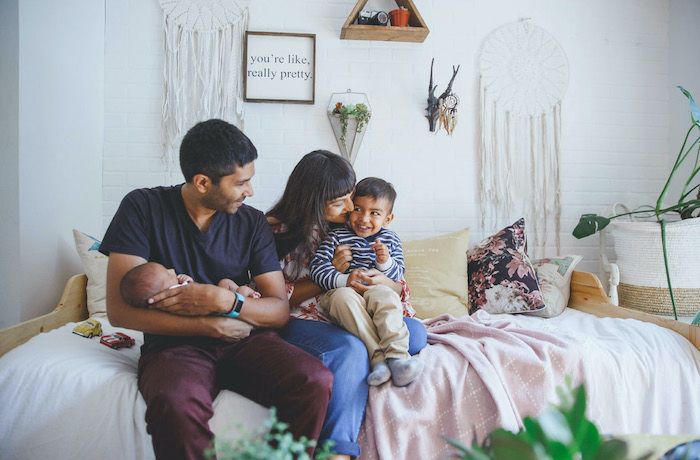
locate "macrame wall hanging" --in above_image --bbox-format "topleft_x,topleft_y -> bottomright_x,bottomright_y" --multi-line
159,0 -> 249,177
478,19 -> 569,257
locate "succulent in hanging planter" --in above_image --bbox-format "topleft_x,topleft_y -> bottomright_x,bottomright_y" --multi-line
333,102 -> 372,144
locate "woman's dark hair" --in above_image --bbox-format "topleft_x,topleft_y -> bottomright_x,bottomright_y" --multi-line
179,119 -> 257,184
267,150 -> 355,277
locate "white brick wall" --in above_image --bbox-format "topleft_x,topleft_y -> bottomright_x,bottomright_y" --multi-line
104,0 -> 673,274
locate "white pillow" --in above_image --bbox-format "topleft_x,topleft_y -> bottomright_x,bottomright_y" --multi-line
527,255 -> 582,318
72,229 -> 108,317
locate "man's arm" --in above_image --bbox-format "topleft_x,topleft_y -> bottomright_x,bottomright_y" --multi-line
235,270 -> 289,328
106,252 -> 251,341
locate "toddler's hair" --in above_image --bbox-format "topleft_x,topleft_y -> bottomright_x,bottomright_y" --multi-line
353,177 -> 397,211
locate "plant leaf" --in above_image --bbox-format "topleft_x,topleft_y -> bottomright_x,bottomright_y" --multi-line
572,214 -> 611,239
488,430 -> 542,460
679,86 -> 700,125
691,309 -> 700,326
577,421 -> 602,460
538,409 -> 573,445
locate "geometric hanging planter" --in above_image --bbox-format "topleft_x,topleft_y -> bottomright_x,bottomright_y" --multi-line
327,89 -> 371,164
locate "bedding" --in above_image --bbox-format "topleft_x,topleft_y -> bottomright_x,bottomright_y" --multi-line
0,317 -> 268,460
359,309 -> 700,459
2,307 -> 700,459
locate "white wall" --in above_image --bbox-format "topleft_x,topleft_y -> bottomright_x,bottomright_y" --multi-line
104,0 -> 680,276
668,0 -> 700,203
0,0 -> 21,328
0,0 -> 105,328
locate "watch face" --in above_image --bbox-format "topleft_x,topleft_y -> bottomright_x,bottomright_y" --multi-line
234,292 -> 245,312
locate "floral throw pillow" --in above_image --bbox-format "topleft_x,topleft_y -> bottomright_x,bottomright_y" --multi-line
467,218 -> 545,314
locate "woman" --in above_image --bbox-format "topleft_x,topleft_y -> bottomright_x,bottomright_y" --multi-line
267,150 -> 427,459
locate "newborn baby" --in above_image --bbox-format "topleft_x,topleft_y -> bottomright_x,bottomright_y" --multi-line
120,261 -> 257,308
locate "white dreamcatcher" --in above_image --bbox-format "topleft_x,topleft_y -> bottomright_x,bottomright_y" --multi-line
478,19 -> 569,257
159,0 -> 249,178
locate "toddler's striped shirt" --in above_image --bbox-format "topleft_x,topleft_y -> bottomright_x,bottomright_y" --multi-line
310,226 -> 404,291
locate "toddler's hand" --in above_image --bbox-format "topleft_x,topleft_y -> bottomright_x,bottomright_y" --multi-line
371,239 -> 389,264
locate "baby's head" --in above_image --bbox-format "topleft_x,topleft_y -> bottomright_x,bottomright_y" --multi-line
349,177 -> 396,238
120,262 -> 179,308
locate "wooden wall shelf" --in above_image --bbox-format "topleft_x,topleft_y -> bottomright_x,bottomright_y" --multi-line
340,0 -> 429,43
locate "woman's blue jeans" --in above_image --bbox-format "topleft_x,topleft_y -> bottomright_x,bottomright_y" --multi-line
281,316 -> 427,457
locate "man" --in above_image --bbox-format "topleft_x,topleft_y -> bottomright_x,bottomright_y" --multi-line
100,119 -> 332,459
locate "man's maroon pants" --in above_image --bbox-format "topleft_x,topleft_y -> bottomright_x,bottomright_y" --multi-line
137,330 -> 333,460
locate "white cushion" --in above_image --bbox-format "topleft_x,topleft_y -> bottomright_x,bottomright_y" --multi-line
72,229 -> 108,317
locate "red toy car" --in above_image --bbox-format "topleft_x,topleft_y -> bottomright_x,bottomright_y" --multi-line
100,332 -> 135,349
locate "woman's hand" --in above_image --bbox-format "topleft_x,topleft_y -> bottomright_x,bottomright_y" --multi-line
148,283 -> 234,316
348,268 -> 402,295
332,244 -> 353,273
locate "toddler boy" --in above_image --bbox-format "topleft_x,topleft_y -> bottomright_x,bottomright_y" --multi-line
310,177 -> 423,387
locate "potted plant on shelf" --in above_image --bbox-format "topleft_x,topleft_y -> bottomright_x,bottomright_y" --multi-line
572,86 -> 700,323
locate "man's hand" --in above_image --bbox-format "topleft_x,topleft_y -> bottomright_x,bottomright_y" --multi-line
210,317 -> 253,342
332,244 -> 353,273
371,239 -> 389,264
149,283 -> 233,316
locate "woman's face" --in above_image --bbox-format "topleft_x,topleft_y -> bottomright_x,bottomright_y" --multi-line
324,192 -> 354,224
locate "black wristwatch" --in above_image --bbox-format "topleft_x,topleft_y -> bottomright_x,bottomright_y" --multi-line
222,292 -> 245,318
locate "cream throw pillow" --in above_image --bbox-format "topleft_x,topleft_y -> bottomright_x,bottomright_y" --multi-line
527,255 -> 582,318
72,229 -> 108,317
403,229 -> 471,319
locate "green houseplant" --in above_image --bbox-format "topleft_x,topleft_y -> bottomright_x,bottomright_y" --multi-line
332,102 -> 371,145
208,408 -> 335,460
447,382 -> 651,460
572,86 -> 700,323
333,102 -> 372,143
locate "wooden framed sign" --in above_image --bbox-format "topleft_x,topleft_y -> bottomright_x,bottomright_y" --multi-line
243,31 -> 316,104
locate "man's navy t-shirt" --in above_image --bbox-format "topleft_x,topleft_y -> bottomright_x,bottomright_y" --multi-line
99,185 -> 281,347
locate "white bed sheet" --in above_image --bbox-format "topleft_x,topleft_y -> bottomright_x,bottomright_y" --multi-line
0,318 -> 268,460
1,309 -> 699,459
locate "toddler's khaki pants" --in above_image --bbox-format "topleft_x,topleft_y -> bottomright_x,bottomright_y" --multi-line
319,285 -> 409,366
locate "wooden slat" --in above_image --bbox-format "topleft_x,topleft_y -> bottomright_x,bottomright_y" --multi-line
340,24 -> 429,42
340,0 -> 430,42
569,270 -> 700,351
0,274 -> 89,357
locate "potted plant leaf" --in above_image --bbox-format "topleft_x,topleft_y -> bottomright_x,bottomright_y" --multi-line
447,381 -> 652,460
572,86 -> 700,323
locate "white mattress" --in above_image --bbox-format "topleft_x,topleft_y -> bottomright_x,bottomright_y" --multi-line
1,309 -> 699,459
0,317 -> 268,460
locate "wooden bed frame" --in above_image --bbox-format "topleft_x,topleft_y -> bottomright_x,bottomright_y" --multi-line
1,271 -> 699,357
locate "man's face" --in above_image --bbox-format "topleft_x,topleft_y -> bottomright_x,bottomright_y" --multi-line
203,162 -> 255,214
349,195 -> 394,238
324,192 -> 354,224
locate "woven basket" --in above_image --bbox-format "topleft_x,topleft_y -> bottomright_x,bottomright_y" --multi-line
612,219 -> 700,317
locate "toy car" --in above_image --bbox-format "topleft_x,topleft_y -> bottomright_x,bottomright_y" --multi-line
100,332 -> 135,349
72,318 -> 103,338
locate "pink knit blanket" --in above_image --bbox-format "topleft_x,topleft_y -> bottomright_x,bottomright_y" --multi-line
358,311 -> 584,459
